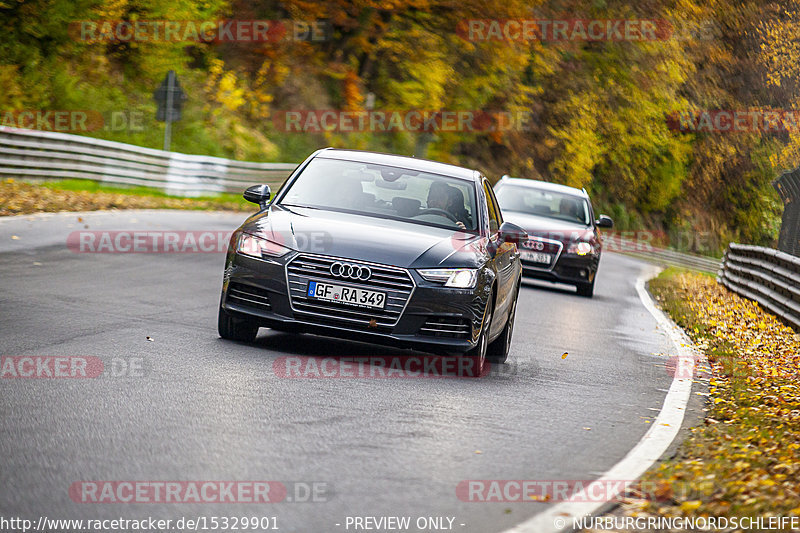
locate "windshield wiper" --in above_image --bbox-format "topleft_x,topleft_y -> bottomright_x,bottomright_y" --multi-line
280,203 -> 322,210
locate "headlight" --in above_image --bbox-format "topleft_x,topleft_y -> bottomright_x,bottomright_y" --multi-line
417,268 -> 478,288
237,233 -> 291,258
568,241 -> 595,256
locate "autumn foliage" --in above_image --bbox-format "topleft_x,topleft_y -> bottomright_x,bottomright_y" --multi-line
0,0 -> 798,249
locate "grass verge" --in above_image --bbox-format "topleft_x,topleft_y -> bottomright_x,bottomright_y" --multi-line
0,179 -> 252,215
616,268 -> 800,522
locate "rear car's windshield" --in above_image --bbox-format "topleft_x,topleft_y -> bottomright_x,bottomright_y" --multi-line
279,157 -> 478,231
495,184 -> 590,226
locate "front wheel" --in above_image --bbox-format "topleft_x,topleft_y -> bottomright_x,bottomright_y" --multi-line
218,305 -> 259,342
487,285 -> 518,364
464,295 -> 493,377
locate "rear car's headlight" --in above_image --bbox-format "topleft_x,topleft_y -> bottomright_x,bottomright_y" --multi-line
417,268 -> 478,288
237,233 -> 291,258
567,241 -> 595,256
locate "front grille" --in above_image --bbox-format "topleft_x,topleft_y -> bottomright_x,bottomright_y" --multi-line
226,282 -> 272,312
519,237 -> 563,271
286,254 -> 414,330
419,317 -> 471,339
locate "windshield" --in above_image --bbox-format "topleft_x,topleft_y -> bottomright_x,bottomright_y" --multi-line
495,184 -> 590,226
279,157 -> 478,231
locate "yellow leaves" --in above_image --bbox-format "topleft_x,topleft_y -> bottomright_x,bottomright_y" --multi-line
217,72 -> 246,112
654,480 -> 673,501
638,271 -> 800,520
673,273 -> 800,381
342,70 -> 363,112
680,500 -> 702,513
205,59 -> 246,114
733,460 -> 751,471
0,180 -> 249,216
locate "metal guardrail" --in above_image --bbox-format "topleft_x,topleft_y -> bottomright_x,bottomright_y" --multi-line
774,169 -> 800,257
718,243 -> 800,329
0,126 -> 297,196
607,238 -> 722,273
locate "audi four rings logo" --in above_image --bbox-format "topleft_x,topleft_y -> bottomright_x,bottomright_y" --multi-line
522,240 -> 545,251
330,262 -> 372,281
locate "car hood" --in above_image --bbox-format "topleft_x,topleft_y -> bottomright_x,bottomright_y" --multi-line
501,211 -> 591,242
240,205 -> 487,268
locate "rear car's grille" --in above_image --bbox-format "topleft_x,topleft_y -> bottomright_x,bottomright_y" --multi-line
519,237 -> 563,271
226,282 -> 272,312
419,317 -> 471,339
286,254 -> 414,330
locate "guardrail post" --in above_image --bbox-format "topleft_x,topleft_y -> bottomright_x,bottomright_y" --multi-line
774,169 -> 800,257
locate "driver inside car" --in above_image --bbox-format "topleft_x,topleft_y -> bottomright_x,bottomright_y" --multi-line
426,181 -> 466,229
558,197 -> 581,222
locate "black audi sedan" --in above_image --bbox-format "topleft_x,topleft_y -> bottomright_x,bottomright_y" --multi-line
218,149 -> 526,372
494,176 -> 613,298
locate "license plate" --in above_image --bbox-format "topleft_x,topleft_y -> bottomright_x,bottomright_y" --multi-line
307,281 -> 386,309
519,250 -> 553,264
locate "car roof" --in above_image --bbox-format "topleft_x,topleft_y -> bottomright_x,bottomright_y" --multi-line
496,176 -> 589,198
314,148 -> 482,182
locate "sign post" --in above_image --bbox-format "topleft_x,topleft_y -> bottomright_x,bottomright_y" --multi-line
153,71 -> 187,152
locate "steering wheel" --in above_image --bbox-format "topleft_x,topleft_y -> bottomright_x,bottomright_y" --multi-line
414,208 -> 458,223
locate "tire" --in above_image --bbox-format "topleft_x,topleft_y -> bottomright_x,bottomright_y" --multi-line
218,304 -> 259,342
464,293 -> 493,377
487,283 -> 519,364
576,279 -> 595,298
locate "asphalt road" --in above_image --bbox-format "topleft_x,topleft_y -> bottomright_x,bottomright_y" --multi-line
0,210 -> 691,533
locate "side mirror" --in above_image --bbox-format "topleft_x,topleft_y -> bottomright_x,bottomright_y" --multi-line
243,184 -> 271,209
595,215 -> 614,228
498,221 -> 528,244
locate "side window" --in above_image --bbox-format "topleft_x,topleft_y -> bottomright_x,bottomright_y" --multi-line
487,184 -> 504,226
483,180 -> 500,234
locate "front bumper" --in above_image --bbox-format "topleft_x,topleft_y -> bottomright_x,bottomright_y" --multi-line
221,251 -> 489,354
521,252 -> 600,285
